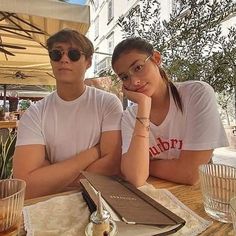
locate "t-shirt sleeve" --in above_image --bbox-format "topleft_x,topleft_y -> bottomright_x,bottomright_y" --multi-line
101,94 -> 123,132
183,82 -> 229,150
16,105 -> 45,146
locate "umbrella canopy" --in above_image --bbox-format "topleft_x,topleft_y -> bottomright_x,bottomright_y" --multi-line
0,0 -> 90,108
0,70 -> 56,85
0,0 -> 90,69
0,69 -> 56,108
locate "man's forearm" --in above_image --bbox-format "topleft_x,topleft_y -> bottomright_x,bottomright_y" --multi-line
23,146 -> 100,199
86,130 -> 122,176
86,153 -> 120,176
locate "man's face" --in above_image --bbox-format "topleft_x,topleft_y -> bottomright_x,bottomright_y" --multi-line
49,42 -> 91,85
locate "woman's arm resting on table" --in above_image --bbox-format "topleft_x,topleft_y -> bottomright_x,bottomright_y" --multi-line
86,130 -> 122,176
149,149 -> 213,185
13,144 -> 100,199
120,93 -> 151,187
121,137 -> 150,187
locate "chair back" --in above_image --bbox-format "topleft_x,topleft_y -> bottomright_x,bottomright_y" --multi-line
0,128 -> 10,144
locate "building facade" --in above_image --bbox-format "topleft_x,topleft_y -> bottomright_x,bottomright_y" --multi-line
85,0 -> 174,78
85,0 -> 235,78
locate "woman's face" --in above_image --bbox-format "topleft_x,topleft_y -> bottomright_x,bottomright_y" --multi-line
112,50 -> 163,97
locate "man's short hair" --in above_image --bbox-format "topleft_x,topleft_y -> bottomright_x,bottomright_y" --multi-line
46,28 -> 94,58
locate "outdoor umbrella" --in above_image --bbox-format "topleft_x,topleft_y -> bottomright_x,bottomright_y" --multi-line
0,0 -> 90,108
0,0 -> 90,68
0,69 -> 56,108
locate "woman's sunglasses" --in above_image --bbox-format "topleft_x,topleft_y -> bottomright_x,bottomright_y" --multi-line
49,49 -> 85,62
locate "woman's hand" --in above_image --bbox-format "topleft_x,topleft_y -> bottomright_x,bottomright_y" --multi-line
123,86 -> 151,107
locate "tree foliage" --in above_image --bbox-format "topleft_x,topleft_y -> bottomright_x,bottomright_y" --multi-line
119,0 -> 236,123
118,0 -> 236,123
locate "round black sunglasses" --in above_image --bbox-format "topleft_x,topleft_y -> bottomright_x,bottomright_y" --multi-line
49,49 -> 85,62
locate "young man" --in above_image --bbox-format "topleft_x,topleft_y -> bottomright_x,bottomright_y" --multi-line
13,29 -> 123,199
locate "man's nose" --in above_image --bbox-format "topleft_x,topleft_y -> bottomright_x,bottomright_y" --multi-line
60,51 -> 70,62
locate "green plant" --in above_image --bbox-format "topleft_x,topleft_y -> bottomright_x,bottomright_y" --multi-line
0,132 -> 17,179
19,99 -> 31,110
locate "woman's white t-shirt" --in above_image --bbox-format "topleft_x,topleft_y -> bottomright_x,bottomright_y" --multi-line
122,81 -> 229,159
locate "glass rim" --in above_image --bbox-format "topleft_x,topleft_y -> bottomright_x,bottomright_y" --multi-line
230,203 -> 236,213
199,163 -> 236,180
230,196 -> 236,207
0,179 -> 26,201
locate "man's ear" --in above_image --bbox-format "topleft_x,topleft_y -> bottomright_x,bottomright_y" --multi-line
152,51 -> 161,65
86,57 -> 92,69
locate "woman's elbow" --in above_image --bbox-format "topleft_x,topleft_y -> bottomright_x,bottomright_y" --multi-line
124,174 -> 147,187
121,167 -> 148,187
131,178 -> 147,187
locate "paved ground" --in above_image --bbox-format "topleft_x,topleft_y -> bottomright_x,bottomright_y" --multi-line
213,147 -> 236,167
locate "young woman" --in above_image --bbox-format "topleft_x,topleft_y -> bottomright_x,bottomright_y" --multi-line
112,37 -> 228,187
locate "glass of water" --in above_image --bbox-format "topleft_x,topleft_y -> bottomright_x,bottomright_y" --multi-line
0,179 -> 26,235
199,164 -> 236,223
230,197 -> 236,233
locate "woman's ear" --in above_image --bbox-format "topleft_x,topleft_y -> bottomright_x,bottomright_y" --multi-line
152,51 -> 161,65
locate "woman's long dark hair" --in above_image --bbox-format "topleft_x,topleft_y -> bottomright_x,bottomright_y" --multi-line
111,37 -> 183,112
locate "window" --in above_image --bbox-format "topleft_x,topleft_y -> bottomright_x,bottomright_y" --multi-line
107,0 -> 114,23
94,17 -> 99,39
94,50 -> 99,74
107,33 -> 114,55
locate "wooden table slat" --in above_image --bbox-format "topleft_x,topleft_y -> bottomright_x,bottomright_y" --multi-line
0,120 -> 17,129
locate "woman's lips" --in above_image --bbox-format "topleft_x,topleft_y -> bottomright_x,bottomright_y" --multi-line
136,83 -> 148,92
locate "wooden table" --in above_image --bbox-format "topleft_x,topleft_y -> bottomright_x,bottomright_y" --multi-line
0,120 -> 17,129
147,177 -> 234,235
20,178 -> 234,236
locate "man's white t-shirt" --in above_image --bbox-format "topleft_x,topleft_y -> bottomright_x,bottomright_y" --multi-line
16,86 -> 123,163
122,81 -> 229,159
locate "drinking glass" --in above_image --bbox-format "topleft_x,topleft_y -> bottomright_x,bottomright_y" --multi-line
199,164 -> 236,223
230,197 -> 236,233
0,179 -> 26,235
